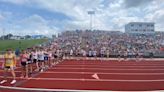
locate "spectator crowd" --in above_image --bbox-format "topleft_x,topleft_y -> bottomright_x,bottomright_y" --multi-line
54,30 -> 164,58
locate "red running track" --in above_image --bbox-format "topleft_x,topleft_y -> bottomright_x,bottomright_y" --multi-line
1,59 -> 164,91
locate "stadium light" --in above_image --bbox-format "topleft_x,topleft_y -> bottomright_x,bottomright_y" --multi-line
19,32 -> 21,50
2,28 -> 5,40
88,11 -> 95,31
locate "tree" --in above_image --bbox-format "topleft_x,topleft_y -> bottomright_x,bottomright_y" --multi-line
4,34 -> 13,39
25,35 -> 31,39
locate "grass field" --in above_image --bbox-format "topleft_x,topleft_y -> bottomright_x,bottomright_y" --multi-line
0,39 -> 48,51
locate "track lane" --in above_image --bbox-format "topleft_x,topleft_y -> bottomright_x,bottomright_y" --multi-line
19,79 -> 164,91
55,65 -> 164,69
37,73 -> 164,80
47,68 -> 164,73
1,59 -> 164,91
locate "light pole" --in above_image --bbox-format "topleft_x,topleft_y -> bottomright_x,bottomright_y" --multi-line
2,28 -> 5,40
88,11 -> 95,31
19,32 -> 21,50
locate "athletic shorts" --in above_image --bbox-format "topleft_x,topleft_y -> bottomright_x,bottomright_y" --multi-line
5,66 -> 11,69
44,57 -> 49,61
54,55 -> 58,58
33,59 -> 37,63
4,66 -> 14,70
38,60 -> 44,62
27,59 -> 33,64
21,62 -> 28,66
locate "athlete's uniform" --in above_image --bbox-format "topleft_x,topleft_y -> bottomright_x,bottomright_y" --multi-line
20,53 -> 28,66
4,53 -> 16,70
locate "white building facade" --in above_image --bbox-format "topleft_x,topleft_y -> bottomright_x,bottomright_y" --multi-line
125,22 -> 155,34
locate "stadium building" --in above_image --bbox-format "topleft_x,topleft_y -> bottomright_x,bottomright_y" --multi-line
125,22 -> 155,34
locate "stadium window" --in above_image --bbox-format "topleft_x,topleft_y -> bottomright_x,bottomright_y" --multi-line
139,24 -> 142,27
151,24 -> 154,27
151,29 -> 154,31
135,29 -> 138,31
131,24 -> 134,27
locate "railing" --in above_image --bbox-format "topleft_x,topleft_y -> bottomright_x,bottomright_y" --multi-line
63,51 -> 164,58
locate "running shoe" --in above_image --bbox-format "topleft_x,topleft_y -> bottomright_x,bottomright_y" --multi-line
0,80 -> 7,84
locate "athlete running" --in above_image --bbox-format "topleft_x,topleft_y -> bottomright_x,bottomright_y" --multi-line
20,50 -> 29,79
0,49 -> 17,84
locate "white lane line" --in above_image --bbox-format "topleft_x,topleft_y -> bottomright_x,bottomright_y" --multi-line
1,70 -> 164,75
30,78 -> 164,82
64,57 -> 164,61
56,65 -> 164,68
42,72 -> 164,75
49,68 -> 164,71
0,86 -> 109,92
57,64 -> 164,67
1,76 -> 164,82
1,86 -> 159,92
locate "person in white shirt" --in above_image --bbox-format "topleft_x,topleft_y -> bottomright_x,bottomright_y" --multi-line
47,50 -> 52,67
88,50 -> 92,57
82,50 -> 86,57
106,49 -> 110,58
38,49 -> 45,72
70,49 -> 73,56
100,49 -> 105,57
32,50 -> 39,71
93,50 -> 97,57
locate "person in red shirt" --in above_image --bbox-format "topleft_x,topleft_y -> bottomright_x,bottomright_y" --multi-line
20,50 -> 28,79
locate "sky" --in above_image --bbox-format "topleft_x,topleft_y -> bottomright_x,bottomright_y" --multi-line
0,0 -> 163,36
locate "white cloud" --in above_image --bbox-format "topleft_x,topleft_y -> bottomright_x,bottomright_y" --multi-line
30,0 -> 107,30
33,0 -> 164,31
10,14 -> 59,36
145,9 -> 164,31
0,14 -> 4,21
144,0 -> 164,31
0,0 -> 164,34
1,0 -> 30,5
0,11 -> 12,21
0,0 -> 30,5
33,0 -> 104,21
